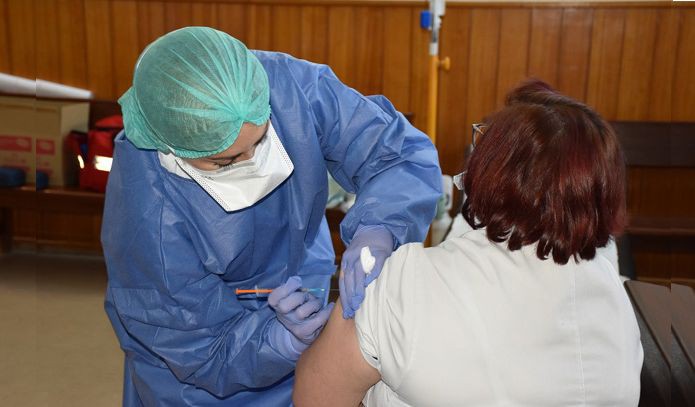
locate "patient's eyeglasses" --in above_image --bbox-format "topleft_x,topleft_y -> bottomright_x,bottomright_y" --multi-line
455,124 -> 487,192
471,123 -> 487,147
453,171 -> 465,191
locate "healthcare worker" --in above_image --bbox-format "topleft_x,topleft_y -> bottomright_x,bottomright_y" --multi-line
102,27 -> 441,406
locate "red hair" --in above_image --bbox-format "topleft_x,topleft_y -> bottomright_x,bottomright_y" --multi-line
462,79 -> 626,264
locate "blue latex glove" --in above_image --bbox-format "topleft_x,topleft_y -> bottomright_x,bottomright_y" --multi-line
267,320 -> 305,361
268,276 -> 334,352
340,225 -> 395,319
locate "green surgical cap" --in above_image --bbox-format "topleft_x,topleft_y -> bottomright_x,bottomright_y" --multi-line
118,27 -> 271,158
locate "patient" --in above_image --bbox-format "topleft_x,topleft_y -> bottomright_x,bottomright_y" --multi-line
294,80 -> 643,406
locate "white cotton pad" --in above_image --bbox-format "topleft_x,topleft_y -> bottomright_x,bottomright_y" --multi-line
360,246 -> 376,274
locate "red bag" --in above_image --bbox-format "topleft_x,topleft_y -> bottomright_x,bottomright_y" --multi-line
68,115 -> 123,192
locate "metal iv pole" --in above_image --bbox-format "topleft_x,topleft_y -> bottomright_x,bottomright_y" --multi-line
421,0 -> 450,144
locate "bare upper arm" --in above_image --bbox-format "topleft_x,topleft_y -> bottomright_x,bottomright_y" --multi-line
293,300 -> 381,407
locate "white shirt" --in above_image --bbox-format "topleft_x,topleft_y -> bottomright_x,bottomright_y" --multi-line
448,215 -> 622,278
355,227 -> 643,406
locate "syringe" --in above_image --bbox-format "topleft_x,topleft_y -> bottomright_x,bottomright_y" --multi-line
235,287 -> 330,295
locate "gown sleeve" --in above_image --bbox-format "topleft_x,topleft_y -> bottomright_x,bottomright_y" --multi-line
299,63 -> 442,246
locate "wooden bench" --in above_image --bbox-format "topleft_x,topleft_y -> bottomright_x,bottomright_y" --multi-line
625,281 -> 695,406
611,121 -> 695,286
0,186 -> 105,253
613,122 -> 695,236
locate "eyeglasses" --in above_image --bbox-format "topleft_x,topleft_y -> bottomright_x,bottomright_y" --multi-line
453,171 -> 464,191
455,123 -> 486,191
471,123 -> 487,147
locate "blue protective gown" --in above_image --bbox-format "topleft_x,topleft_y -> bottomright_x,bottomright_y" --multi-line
102,51 -> 442,406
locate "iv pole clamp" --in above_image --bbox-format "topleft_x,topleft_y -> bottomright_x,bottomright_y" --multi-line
420,0 -> 449,145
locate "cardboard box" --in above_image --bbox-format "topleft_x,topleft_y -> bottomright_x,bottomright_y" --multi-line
0,96 -> 89,186
0,97 -> 35,182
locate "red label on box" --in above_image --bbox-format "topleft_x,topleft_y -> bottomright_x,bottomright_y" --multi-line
0,135 -> 32,152
36,139 -> 55,155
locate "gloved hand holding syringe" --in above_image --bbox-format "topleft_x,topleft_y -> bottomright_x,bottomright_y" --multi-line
260,276 -> 335,359
235,247 -> 375,297
234,248 -> 375,359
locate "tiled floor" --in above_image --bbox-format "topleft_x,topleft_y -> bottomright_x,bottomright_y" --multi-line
0,252 -> 123,406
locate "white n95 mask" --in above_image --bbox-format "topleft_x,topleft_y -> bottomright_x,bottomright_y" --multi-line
174,122 -> 294,212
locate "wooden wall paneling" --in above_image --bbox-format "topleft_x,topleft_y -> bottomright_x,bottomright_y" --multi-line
631,236 -> 673,284
191,2 -> 218,27
438,8 -> 471,175
668,168 -> 695,218
38,211 -> 101,251
673,238 -> 695,284
327,7 -> 355,87
527,8 -> 562,87
623,162 -> 695,283
57,0 -> 88,89
247,5 -> 272,51
111,0 -> 140,99
626,167 -> 695,218
35,0 -> 62,83
84,0 -> 115,99
586,8 -> 626,120
409,7 -> 430,133
164,1 -> 193,33
556,9 -> 593,102
352,7 -> 384,96
299,7 -> 328,64
94,213 -> 104,251
0,0 -> 10,73
630,236 -> 695,286
616,8 -> 658,120
12,209 -> 36,242
465,9 -> 501,132
673,9 -> 695,121
382,7 -> 412,113
217,3 -> 246,42
495,8 -> 531,106
272,6 -> 302,56
6,0 -> 36,78
137,1 -> 166,52
626,167 -> 667,217
648,8 -> 679,121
